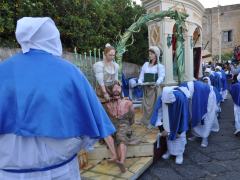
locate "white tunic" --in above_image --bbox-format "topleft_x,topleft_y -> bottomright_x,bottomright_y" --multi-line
159,86 -> 189,156
93,61 -> 119,86
234,104 -> 240,132
222,90 -> 228,100
0,134 -> 96,180
167,132 -> 187,156
138,62 -> 165,84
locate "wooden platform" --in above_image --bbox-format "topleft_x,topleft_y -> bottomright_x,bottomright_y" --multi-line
81,157 -> 152,180
79,108 -> 157,179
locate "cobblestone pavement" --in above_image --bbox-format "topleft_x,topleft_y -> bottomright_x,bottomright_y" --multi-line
139,96 -> 240,180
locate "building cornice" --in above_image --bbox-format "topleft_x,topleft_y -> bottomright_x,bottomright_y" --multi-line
206,4 -> 240,14
141,0 -> 205,16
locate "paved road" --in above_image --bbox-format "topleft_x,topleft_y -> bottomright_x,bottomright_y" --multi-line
139,96 -> 240,180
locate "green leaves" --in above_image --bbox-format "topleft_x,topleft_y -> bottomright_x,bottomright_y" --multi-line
116,9 -> 188,81
0,0 -> 147,65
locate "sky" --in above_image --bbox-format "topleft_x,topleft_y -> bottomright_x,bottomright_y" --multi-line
134,0 -> 240,8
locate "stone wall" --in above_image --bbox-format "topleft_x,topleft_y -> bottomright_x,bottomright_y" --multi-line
0,48 -> 82,62
0,48 -> 140,78
0,48 -> 21,61
202,4 -> 240,56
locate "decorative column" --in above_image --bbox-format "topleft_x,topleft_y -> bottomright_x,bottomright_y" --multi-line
198,28 -> 203,77
161,18 -> 176,85
184,24 -> 197,81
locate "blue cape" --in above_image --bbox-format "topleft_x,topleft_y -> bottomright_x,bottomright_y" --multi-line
220,70 -> 228,91
150,95 -> 162,126
179,81 -> 188,89
168,89 -> 189,141
192,81 -> 210,127
229,82 -> 240,106
210,73 -> 222,92
0,49 -> 116,138
213,86 -> 223,104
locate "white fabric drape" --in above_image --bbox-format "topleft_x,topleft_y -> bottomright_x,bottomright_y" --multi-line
16,17 -> 62,56
0,134 -> 96,180
167,132 -> 187,156
234,104 -> 240,132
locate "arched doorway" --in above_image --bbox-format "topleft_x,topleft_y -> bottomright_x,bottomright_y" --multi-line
193,27 -> 202,79
172,24 -> 178,80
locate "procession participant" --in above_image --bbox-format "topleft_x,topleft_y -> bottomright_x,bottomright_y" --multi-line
138,46 -> 165,128
205,67 -> 222,94
202,77 -> 220,132
216,65 -> 228,101
0,17 -> 116,179
229,73 -> 240,136
93,44 -> 135,173
182,81 -> 218,148
150,86 -> 190,164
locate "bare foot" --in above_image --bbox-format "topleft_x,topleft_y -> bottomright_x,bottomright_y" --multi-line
116,160 -> 126,173
107,157 -> 117,163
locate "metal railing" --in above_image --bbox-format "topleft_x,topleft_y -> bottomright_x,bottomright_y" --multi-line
69,48 -> 103,88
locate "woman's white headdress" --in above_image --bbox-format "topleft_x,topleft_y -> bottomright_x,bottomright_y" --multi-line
149,46 -> 163,63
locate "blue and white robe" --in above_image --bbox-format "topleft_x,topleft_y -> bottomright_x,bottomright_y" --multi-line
220,70 -> 228,100
151,86 -> 190,156
183,81 -> 219,138
0,50 -> 116,179
229,82 -> 240,132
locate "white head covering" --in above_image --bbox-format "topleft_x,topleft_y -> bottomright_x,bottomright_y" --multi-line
237,73 -> 240,82
105,43 -> 111,48
161,86 -> 178,103
149,46 -> 162,63
215,66 -> 222,71
15,17 -> 62,56
203,76 -> 211,86
205,68 -> 211,73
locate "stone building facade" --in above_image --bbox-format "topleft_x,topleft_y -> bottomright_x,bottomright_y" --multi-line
202,4 -> 240,57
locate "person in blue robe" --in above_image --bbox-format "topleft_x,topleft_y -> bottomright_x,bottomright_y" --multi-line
204,67 -> 222,94
220,69 -> 228,100
229,73 -> 240,135
202,76 -> 222,109
0,17 -> 115,180
202,76 -> 221,130
151,87 -> 190,164
187,81 -> 218,148
191,81 -> 210,128
212,72 -> 222,93
215,66 -> 227,100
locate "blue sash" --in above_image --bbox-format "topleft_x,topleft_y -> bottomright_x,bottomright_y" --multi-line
2,154 -> 76,173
